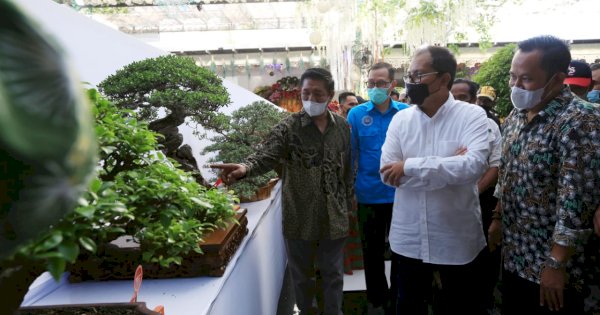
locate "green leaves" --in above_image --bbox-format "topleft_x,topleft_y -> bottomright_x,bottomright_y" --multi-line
473,44 -> 516,118
78,237 -> 96,253
204,101 -> 288,199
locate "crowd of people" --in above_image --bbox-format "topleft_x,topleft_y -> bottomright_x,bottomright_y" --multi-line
212,35 -> 600,315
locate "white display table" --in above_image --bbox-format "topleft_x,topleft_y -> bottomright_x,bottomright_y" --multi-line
21,183 -> 287,315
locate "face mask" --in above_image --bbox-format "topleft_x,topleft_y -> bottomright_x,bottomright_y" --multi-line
302,100 -> 328,117
587,90 -> 600,103
405,82 -> 430,105
510,74 -> 555,110
367,88 -> 389,105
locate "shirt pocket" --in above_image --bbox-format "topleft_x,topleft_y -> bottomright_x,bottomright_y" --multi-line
437,140 -> 460,157
358,128 -> 380,151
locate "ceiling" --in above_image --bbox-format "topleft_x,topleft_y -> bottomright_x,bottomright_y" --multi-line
57,0 -> 309,33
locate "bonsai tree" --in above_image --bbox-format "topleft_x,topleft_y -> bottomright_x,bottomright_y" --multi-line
0,90 -> 237,313
204,101 -> 290,200
98,55 -> 231,186
473,44 -> 516,118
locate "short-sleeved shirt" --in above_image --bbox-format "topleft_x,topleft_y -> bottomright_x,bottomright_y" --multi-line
497,87 -> 600,291
243,110 -> 353,240
347,100 -> 409,204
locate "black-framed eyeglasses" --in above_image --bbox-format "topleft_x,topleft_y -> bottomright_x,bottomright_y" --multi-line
403,71 -> 439,84
365,80 -> 392,88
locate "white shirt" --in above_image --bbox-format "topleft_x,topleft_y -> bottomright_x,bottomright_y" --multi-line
380,95 -> 490,265
487,118 -> 502,168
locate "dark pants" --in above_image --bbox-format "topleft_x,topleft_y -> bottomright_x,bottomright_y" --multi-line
393,251 -> 487,315
502,270 -> 584,315
479,188 -> 501,309
285,238 -> 346,315
357,203 -> 393,309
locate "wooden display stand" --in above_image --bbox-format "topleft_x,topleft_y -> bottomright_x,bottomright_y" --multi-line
68,210 -> 249,281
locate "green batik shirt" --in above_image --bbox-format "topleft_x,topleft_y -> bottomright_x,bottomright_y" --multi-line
242,110 -> 353,240
497,87 -> 600,291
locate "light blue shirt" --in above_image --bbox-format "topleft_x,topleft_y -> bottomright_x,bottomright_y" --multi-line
347,99 -> 409,204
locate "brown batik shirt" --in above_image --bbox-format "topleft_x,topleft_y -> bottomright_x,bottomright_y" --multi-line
243,110 -> 353,240
497,87 -> 600,291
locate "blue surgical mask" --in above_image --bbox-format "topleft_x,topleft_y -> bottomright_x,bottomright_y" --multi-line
587,90 -> 600,103
367,88 -> 389,105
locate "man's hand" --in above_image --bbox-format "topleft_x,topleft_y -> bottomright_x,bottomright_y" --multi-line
455,147 -> 468,156
488,219 -> 502,252
210,163 -> 247,185
540,266 -> 566,311
594,204 -> 600,237
380,161 -> 405,187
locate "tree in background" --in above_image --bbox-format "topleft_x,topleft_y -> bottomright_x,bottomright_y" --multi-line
473,44 -> 516,118
99,55 -> 231,186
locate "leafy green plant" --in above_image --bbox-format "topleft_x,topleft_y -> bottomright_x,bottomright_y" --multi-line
204,101 -> 289,199
1,89 -> 237,313
473,44 -> 516,118
98,55 -> 232,186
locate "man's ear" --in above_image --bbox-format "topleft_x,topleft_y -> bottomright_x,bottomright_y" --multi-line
388,80 -> 397,93
440,73 -> 452,90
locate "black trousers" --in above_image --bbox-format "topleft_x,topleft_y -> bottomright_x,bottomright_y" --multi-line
479,187 -> 501,309
502,271 -> 585,315
357,203 -> 394,309
393,251 -> 488,315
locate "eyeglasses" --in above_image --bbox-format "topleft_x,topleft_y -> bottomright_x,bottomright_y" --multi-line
403,72 -> 439,84
365,80 -> 392,88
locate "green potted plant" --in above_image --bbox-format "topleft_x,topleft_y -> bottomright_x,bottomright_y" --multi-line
203,101 -> 289,202
98,55 -> 231,186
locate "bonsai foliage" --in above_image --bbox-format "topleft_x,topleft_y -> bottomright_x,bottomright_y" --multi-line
204,101 -> 289,199
98,55 -> 230,125
2,90 -> 236,289
98,55 -> 231,186
473,44 -> 516,118
0,0 -> 97,260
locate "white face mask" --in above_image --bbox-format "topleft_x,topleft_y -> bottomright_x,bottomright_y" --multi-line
510,74 -> 555,110
302,100 -> 328,117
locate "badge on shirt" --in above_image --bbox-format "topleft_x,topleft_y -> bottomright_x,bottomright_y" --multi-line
362,115 -> 373,126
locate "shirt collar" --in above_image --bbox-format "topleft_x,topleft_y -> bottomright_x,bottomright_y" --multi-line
366,99 -> 401,113
414,93 -> 454,119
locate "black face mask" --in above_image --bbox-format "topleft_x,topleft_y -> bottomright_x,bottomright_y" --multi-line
405,82 -> 430,105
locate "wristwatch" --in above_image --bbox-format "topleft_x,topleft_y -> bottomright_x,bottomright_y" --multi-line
543,256 -> 567,270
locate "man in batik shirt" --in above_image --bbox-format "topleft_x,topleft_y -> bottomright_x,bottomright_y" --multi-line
490,35 -> 600,315
212,68 -> 352,315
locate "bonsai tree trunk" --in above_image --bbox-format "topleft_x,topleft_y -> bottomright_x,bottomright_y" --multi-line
148,112 -> 209,187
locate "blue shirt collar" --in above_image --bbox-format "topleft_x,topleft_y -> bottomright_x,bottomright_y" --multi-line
366,99 -> 402,113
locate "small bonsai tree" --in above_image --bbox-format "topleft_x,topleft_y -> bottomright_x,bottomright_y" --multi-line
204,101 -> 290,200
473,44 -> 516,118
98,55 -> 231,186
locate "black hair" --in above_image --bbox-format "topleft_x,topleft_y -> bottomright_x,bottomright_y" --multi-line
300,68 -> 335,94
356,95 -> 367,104
591,63 -> 600,71
416,46 -> 457,89
390,89 -> 400,97
517,35 -> 571,78
338,91 -> 356,103
369,62 -> 395,81
453,78 -> 480,100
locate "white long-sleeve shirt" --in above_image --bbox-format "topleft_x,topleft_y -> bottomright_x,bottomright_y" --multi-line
380,95 -> 490,265
487,118 -> 502,168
